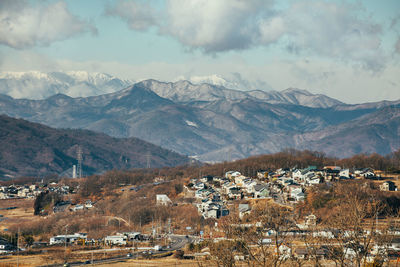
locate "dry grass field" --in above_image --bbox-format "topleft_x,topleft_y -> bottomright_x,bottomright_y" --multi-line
0,254 -> 47,267
0,198 -> 35,231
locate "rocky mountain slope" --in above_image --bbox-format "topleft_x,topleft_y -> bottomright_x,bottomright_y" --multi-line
141,79 -> 344,108
0,76 -> 399,162
0,115 -> 189,178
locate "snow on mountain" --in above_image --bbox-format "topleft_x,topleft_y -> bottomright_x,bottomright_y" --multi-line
175,73 -> 274,92
0,71 -> 134,99
0,71 -> 343,108
141,79 -> 344,108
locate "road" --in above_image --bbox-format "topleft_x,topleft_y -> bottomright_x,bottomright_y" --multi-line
45,234 -> 193,266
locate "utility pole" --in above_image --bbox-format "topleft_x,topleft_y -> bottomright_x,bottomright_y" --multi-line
146,151 -> 151,169
17,227 -> 19,267
77,146 -> 83,178
64,225 -> 68,263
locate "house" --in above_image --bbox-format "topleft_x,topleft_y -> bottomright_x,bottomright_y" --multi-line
323,166 -> 341,171
203,203 -> 229,219
277,244 -> 292,260
105,235 -> 127,246
307,177 -> 320,185
387,238 -> 400,251
156,194 -> 172,206
0,238 -> 16,254
380,181 -> 397,192
123,232 -> 144,241
17,188 -> 30,198
292,169 -> 309,181
294,248 -> 326,260
242,179 -> 257,194
50,233 -> 87,245
253,184 -> 269,198
71,204 -> 84,212
238,204 -> 251,219
222,181 -> 237,194
53,201 -> 71,213
193,182 -> 205,189
234,175 -> 247,185
323,169 -> 340,180
292,191 -> 305,201
85,200 -> 93,208
354,168 -> 374,178
225,171 -> 241,179
228,187 -> 243,199
305,214 -> 317,227
339,169 -> 351,178
289,186 -> 303,199
257,171 -> 268,179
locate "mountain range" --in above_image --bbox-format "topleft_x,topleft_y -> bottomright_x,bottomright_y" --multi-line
0,115 -> 189,178
0,71 -> 133,99
0,71 -> 399,162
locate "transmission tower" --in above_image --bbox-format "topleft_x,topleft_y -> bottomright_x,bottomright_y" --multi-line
77,146 -> 83,178
146,151 -> 151,169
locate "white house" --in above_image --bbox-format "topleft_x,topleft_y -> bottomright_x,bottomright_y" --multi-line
105,235 -> 127,245
156,194 -> 172,206
339,169 -> 350,178
50,233 -> 87,245
225,171 -> 241,179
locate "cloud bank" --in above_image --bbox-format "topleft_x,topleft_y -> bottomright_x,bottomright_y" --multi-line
0,0 -> 97,49
107,0 -> 387,71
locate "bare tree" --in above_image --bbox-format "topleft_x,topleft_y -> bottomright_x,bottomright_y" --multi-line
324,186 -> 386,267
219,203 -> 297,267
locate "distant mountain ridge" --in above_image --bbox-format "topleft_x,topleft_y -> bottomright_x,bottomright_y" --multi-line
141,79 -> 343,108
0,71 -> 342,108
0,71 -> 133,99
0,115 -> 189,178
0,73 -> 399,162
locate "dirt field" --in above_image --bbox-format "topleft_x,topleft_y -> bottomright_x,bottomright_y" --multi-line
0,198 -> 35,231
0,254 -> 47,267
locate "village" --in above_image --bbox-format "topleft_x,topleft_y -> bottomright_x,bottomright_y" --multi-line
185,166 -> 396,220
1,164 -> 400,266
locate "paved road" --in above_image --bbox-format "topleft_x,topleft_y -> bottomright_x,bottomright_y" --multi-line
48,234 -> 193,266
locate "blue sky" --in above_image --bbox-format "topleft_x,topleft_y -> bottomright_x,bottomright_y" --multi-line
0,0 -> 399,103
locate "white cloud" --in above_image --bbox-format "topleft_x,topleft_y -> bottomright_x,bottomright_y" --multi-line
105,0 -> 158,31
282,1 -> 385,71
0,0 -> 97,49
106,0 -> 387,71
163,0 -> 272,52
396,38 -> 400,54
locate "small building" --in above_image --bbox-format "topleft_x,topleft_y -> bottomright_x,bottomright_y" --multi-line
228,187 -> 243,199
225,171 -> 241,180
253,184 -> 269,198
238,204 -> 251,219
257,171 -> 268,179
156,194 -> 172,206
104,235 -> 127,246
380,181 -> 397,192
0,238 -> 16,254
305,214 -> 317,228
71,204 -> 84,212
50,233 -> 87,245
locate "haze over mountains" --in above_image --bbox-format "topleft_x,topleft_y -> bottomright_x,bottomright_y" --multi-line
0,71 -> 399,162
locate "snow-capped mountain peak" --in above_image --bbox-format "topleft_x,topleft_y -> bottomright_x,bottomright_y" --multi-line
0,71 -> 134,99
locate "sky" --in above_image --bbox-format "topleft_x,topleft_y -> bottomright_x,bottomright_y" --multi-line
0,0 -> 399,104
